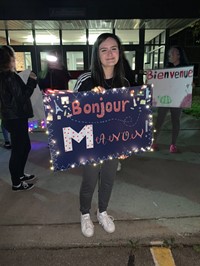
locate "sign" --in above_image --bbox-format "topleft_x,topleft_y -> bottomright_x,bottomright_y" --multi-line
18,70 -> 46,121
43,86 -> 153,171
146,66 -> 194,108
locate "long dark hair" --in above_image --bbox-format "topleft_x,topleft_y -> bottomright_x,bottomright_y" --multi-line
166,45 -> 189,67
0,45 -> 15,72
90,33 -> 126,88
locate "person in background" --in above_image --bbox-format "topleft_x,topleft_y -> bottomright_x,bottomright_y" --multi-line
74,33 -> 130,238
0,45 -> 37,191
123,54 -> 138,87
1,121 -> 11,149
152,46 -> 189,153
38,50 -> 71,92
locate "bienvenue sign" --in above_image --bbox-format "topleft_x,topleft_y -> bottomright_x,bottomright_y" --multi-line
146,66 -> 194,108
43,86 -> 153,171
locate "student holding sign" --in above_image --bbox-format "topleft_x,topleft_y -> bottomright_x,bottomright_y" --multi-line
152,46 -> 189,153
74,33 -> 130,237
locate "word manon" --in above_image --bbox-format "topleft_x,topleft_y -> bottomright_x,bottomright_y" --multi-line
63,125 -> 144,152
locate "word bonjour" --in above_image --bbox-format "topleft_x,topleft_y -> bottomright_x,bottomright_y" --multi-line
71,97 -> 130,118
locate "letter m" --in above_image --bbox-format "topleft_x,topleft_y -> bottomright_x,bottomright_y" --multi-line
63,124 -> 93,152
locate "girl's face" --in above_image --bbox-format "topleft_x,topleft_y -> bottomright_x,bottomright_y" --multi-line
168,47 -> 180,66
99,37 -> 119,68
9,56 -> 16,72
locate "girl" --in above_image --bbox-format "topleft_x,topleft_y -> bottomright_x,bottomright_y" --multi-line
74,33 -> 130,237
0,45 -> 37,191
152,46 -> 189,153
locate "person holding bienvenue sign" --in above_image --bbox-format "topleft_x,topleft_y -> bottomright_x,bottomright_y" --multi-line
152,46 -> 189,153
73,33 -> 130,238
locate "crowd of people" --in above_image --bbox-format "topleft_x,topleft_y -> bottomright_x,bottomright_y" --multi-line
0,35 -> 192,238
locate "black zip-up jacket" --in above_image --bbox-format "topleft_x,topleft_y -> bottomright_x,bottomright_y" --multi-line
0,71 -> 37,120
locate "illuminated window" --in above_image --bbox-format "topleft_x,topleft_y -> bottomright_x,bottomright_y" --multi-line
0,31 -> 7,45
15,52 -> 32,71
62,30 -> 87,44
116,30 -> 139,44
35,30 -> 60,45
9,30 -> 33,45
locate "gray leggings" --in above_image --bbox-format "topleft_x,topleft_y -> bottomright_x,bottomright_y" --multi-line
80,159 -> 118,214
154,107 -> 182,145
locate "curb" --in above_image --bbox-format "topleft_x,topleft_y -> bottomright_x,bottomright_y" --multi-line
1,217 -> 200,249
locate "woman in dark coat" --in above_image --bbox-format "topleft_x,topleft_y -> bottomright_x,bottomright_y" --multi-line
0,45 -> 37,191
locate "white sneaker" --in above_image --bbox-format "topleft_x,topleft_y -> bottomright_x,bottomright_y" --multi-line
81,213 -> 94,237
97,210 -> 115,233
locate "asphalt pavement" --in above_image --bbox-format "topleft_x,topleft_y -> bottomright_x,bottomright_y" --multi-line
0,112 -> 200,265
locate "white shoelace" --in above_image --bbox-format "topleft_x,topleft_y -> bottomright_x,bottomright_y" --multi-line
21,181 -> 29,188
105,215 -> 114,225
100,212 -> 114,225
82,215 -> 94,229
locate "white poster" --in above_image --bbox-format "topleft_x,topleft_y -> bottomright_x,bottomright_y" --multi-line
146,66 -> 194,108
18,70 -> 46,121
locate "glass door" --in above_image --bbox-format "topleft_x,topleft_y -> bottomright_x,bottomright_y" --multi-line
15,51 -> 32,72
66,51 -> 84,90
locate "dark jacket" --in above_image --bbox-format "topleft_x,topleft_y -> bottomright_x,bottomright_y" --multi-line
74,72 -> 130,92
123,58 -> 138,86
0,71 -> 37,120
38,67 -> 71,91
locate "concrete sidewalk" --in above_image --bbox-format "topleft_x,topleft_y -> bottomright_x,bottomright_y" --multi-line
0,112 -> 200,249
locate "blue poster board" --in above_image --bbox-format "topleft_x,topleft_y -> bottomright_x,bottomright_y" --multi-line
43,85 -> 153,171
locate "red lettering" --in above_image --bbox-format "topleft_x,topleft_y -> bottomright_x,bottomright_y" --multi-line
72,101 -> 82,115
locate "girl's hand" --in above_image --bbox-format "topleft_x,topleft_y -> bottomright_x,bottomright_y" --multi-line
29,71 -> 37,80
92,86 -> 106,93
